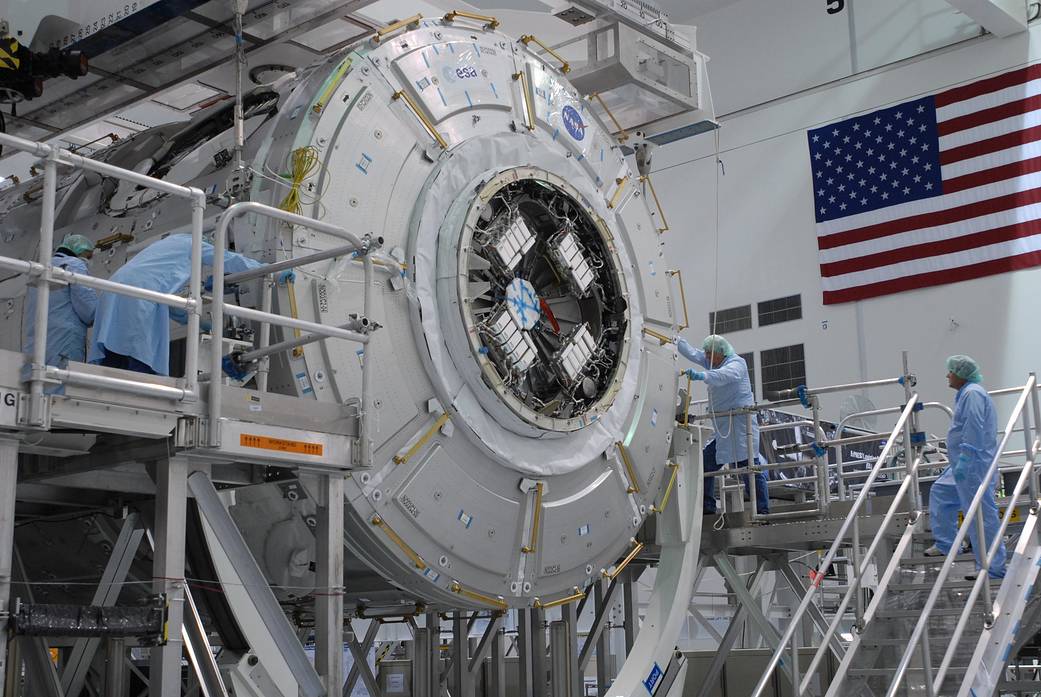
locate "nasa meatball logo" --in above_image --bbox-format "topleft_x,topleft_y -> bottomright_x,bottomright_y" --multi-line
562,105 -> 586,141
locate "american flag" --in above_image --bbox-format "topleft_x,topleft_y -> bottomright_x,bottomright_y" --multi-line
809,65 -> 1041,304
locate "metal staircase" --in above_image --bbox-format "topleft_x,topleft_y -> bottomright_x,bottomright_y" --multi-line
749,375 -> 1041,697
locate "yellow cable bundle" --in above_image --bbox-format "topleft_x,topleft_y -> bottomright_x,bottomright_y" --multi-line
278,146 -> 320,214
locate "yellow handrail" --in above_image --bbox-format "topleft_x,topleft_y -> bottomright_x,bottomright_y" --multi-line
513,71 -> 536,131
616,442 -> 640,494
603,539 -> 644,579
392,90 -> 448,149
607,175 -> 629,209
534,588 -> 585,609
394,412 -> 451,465
651,461 -> 680,513
450,581 -> 508,610
519,34 -> 570,73
666,269 -> 689,330
589,92 -> 630,142
443,10 -> 499,29
642,327 -> 671,345
641,174 -> 669,232
371,515 -> 427,570
373,14 -> 422,43
521,481 -> 544,553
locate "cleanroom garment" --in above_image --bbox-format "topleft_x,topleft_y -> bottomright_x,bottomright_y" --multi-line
89,234 -> 263,376
929,382 -> 1006,577
23,251 -> 96,365
677,338 -> 760,464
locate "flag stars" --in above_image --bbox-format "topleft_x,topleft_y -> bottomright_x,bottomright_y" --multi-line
818,188 -> 825,196
925,182 -> 934,190
913,174 -> 921,183
909,137 -> 917,145
885,123 -> 893,131
876,135 -> 883,143
854,141 -> 863,150
924,163 -> 933,171
852,123 -> 861,131
843,135 -> 851,143
812,134 -> 820,142
815,152 -> 823,160
856,160 -> 864,168
888,142 -> 896,150
845,153 -> 853,162
901,167 -> 909,176
838,184 -> 846,192
870,185 -> 878,193
837,166 -> 844,173
911,155 -> 920,164
827,177 -> 834,184
897,129 -> 905,138
860,197 -> 867,205
868,166 -> 876,174
866,148 -> 874,156
840,202 -> 847,210
882,192 -> 889,200
917,104 -> 925,113
820,207 -> 827,215
829,195 -> 836,203
899,148 -> 907,157
832,128 -> 839,136
903,187 -> 911,195
874,116 -> 882,125
921,142 -> 930,150
858,178 -> 866,187
895,111 -> 903,119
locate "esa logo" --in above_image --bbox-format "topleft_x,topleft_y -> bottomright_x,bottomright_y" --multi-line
562,105 -> 586,141
442,65 -> 479,83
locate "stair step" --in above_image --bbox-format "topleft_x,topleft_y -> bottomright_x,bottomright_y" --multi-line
888,580 -> 978,591
900,554 -> 975,565
875,607 -> 966,619
847,666 -> 968,677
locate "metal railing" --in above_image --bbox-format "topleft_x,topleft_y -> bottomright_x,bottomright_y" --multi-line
886,373 -> 1041,697
0,132 -> 391,468
748,395 -> 921,697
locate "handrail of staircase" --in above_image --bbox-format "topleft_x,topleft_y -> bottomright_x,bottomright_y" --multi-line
931,373 -> 1041,692
886,375 -> 1037,697
797,452 -> 924,693
749,395 -> 920,697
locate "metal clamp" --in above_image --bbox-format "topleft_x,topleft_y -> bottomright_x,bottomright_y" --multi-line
519,34 -> 570,73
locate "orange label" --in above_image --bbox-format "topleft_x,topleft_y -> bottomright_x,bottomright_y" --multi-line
240,434 -> 324,456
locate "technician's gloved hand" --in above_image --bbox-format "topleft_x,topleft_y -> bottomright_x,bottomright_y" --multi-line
200,319 -> 212,333
953,454 -> 970,483
685,369 -> 706,381
222,355 -> 250,381
277,269 -> 296,285
203,275 -> 214,292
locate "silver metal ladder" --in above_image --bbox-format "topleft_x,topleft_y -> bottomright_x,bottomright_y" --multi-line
750,374 -> 1041,697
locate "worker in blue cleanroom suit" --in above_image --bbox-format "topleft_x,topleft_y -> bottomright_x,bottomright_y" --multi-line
927,355 -> 1006,579
88,233 -> 264,376
22,234 -> 97,384
676,334 -> 769,516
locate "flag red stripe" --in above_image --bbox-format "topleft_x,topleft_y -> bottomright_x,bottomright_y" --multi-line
937,93 -> 1041,136
820,219 -> 1041,277
935,64 -> 1041,109
822,249 -> 1041,304
943,153 -> 1041,193
818,185 -> 1041,250
939,123 -> 1041,165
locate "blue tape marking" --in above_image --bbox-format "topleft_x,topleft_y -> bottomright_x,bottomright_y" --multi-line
490,82 -> 499,98
1013,620 -> 1022,637
643,663 -> 663,694
479,346 -> 490,355
356,349 -> 365,356
577,154 -> 584,161
1002,643 -> 1012,662
465,89 -> 473,107
970,688 -> 978,697
295,372 -> 307,379
437,87 -> 447,106
448,42 -> 455,53
552,127 -> 559,141
473,42 -> 480,54
302,387 -> 313,394
421,51 -> 430,68
600,147 -> 605,161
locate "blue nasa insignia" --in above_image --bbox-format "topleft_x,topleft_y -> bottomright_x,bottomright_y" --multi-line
562,105 -> 586,141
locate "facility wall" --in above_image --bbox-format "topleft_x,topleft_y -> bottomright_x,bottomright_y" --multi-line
658,9 -> 1041,436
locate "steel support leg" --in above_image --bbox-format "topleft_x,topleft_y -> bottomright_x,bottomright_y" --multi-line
451,612 -> 473,697
104,639 -> 128,697
315,475 -> 345,695
152,456 -> 188,697
413,628 -> 432,697
488,624 -> 505,697
62,515 -> 143,697
343,620 -> 380,696
530,608 -> 546,697
548,621 -> 573,697
561,603 -> 582,697
4,636 -> 21,697
774,557 -> 846,662
517,609 -> 534,697
622,569 -> 637,654
594,582 -> 610,695
0,439 -> 19,691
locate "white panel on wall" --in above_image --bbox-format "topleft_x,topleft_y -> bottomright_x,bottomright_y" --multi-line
693,0 -> 853,115
853,0 -> 981,73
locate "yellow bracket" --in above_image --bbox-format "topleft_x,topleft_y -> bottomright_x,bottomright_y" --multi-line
394,412 -> 451,465
450,581 -> 508,610
607,176 -> 629,209
603,539 -> 644,579
512,71 -> 536,131
642,327 -> 672,345
519,35 -> 570,74
393,90 -> 448,149
640,174 -> 669,232
651,461 -> 680,513
616,442 -> 640,494
521,481 -> 544,553
443,10 -> 500,29
371,515 -> 427,570
589,92 -> 629,142
373,14 -> 422,43
312,58 -> 353,114
665,269 -> 689,330
534,587 -> 585,609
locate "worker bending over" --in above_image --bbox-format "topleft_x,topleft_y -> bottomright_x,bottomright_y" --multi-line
677,334 -> 769,516
927,355 -> 1006,579
23,234 -> 97,379
89,233 -> 264,376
